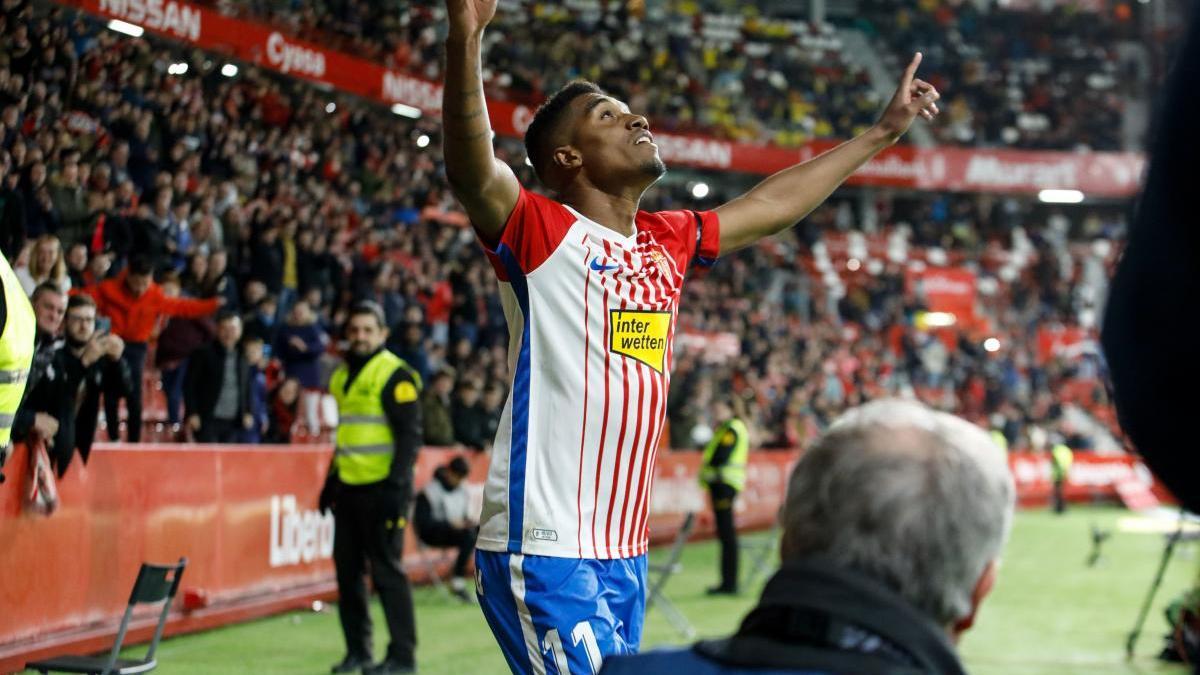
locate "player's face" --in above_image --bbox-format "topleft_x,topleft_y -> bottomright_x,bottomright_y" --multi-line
568,94 -> 665,187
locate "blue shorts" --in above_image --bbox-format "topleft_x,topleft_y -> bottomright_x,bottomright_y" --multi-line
476,550 -> 647,674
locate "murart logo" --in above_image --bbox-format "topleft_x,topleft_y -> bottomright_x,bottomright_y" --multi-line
609,310 -> 670,373
269,494 -> 335,567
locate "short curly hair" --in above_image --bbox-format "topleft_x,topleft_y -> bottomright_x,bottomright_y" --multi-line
523,80 -> 605,186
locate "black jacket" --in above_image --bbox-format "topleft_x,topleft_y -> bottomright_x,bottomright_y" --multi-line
184,342 -> 250,425
679,559 -> 965,675
67,348 -> 132,471
11,331 -> 63,444
1101,5 -> 1200,511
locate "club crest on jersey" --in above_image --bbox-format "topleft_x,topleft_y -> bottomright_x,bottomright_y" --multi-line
646,249 -> 671,278
609,309 -> 670,373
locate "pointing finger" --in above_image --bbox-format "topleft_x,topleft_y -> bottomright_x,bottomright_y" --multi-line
900,52 -> 922,91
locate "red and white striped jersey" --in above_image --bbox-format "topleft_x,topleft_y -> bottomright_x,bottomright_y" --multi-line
476,186 -> 720,560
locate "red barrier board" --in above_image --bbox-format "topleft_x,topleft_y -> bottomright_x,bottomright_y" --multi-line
55,0 -> 1145,196
0,443 -> 794,672
0,441 -> 1167,672
1007,451 -> 1172,506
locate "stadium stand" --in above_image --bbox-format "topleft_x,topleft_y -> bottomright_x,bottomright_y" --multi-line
0,0 -> 1132,452
853,0 -> 1139,150
196,0 -> 1157,150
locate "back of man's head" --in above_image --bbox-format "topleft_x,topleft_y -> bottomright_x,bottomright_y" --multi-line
781,399 -> 1014,632
127,255 -> 154,278
448,456 -> 470,478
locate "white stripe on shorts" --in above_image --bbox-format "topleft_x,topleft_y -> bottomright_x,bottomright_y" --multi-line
509,554 -> 546,674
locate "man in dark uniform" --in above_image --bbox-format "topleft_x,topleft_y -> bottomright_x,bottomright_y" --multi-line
320,302 -> 423,675
699,398 -> 749,595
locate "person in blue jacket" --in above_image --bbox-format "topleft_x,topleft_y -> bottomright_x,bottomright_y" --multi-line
240,335 -> 269,444
602,399 -> 1015,675
274,299 -> 329,434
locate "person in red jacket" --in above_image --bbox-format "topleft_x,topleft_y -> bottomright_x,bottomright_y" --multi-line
85,256 -> 221,442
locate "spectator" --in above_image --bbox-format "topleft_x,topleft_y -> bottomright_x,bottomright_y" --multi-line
421,367 -> 456,447
274,299 -> 329,434
64,241 -> 87,289
480,382 -> 505,451
388,321 -> 430,385
11,282 -> 66,452
181,251 -> 209,298
414,456 -> 476,602
267,376 -> 301,444
15,234 -> 70,294
297,231 -> 338,308
450,379 -> 487,451
87,256 -> 221,442
278,220 -> 300,319
242,335 -> 269,444
54,293 -> 130,475
250,224 -> 284,296
154,275 -> 216,427
601,399 -> 1015,674
48,151 -> 90,245
20,161 -> 56,238
184,310 -> 252,443
205,249 -> 239,310
0,149 -> 25,259
243,294 -> 279,346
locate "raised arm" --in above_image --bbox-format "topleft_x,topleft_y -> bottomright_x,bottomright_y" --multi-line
442,0 -> 520,244
714,53 -> 940,254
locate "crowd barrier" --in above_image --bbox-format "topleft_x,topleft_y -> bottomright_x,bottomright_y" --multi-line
0,443 -> 793,672
0,442 -> 1167,672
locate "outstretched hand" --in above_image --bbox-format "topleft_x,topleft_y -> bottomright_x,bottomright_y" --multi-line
445,0 -> 498,39
875,52 -> 941,144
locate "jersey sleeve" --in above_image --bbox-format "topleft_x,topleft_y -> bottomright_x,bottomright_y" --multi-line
645,208 -> 721,271
477,185 -> 576,280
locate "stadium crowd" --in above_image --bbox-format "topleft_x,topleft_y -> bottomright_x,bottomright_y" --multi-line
853,0 -> 1138,150
204,0 -> 1147,150
0,1 -> 1123,472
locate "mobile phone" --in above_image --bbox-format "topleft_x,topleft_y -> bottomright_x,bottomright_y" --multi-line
96,316 -> 112,335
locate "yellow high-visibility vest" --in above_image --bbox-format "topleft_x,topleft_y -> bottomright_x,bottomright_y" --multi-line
699,418 -> 749,492
1051,443 -> 1074,483
329,350 -> 420,485
989,430 -> 1009,453
0,253 -> 35,448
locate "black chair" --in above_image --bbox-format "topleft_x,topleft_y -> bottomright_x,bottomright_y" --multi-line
27,558 -> 187,675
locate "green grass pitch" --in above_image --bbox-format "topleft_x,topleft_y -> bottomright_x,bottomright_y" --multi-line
44,506 -> 1195,674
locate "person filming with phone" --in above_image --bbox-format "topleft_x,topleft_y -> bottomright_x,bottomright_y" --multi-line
56,294 -> 130,474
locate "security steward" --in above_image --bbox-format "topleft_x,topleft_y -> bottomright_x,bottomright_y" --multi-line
0,250 -> 35,484
700,397 -> 749,595
1050,437 -> 1073,515
320,302 -> 423,675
